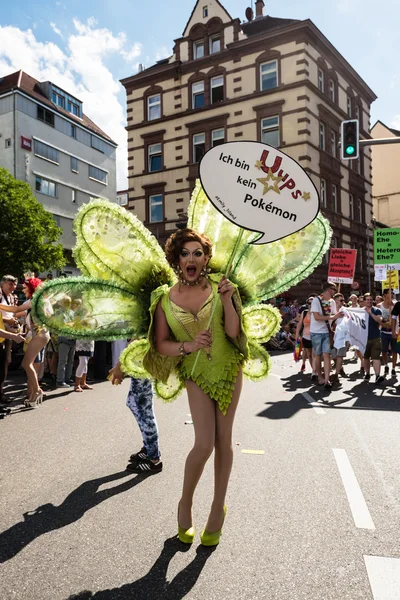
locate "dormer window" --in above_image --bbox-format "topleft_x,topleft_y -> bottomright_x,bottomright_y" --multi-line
194,40 -> 204,59
68,100 -> 79,117
203,6 -> 208,18
52,91 -> 65,108
210,35 -> 221,54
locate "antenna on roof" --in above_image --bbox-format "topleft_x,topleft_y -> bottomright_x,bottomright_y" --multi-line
245,6 -> 254,21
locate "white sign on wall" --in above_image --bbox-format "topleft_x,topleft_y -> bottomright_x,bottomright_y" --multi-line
199,141 -> 320,244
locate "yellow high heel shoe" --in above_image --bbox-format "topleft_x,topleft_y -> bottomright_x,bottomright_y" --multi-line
177,502 -> 195,544
200,505 -> 227,547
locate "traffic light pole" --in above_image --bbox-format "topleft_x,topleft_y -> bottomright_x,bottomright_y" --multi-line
359,137 -> 400,147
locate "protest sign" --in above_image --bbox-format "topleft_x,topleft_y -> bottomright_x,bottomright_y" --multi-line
199,141 -> 319,244
334,308 -> 368,355
374,266 -> 387,282
382,270 -> 399,294
328,248 -> 357,284
374,228 -> 400,269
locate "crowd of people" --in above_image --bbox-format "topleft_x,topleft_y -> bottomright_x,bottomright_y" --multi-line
267,284 -> 400,392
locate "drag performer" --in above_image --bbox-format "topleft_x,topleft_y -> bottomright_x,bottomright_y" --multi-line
31,181 -> 331,543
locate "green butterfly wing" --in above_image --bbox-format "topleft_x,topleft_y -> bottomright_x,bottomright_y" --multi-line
243,342 -> 272,381
242,304 -> 281,343
31,278 -> 147,340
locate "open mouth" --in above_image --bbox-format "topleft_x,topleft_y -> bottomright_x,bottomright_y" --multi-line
186,266 -> 197,278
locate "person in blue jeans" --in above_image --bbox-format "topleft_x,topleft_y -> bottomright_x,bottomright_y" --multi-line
56,336 -> 76,388
109,362 -> 162,475
310,282 -> 339,389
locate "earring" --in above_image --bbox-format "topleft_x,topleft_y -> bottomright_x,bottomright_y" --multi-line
173,264 -> 182,276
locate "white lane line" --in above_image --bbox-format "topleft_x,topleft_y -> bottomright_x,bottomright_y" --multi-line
364,555 -> 400,600
270,373 -> 282,380
333,448 -> 375,530
302,392 -> 326,415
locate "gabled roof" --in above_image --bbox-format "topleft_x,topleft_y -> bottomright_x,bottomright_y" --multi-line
0,70 -> 116,145
242,15 -> 300,36
182,0 -> 233,36
371,119 -> 400,137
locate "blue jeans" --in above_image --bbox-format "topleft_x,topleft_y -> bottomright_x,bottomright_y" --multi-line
310,332 -> 331,356
126,378 -> 160,460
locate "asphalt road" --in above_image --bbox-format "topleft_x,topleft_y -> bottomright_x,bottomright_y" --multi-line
1,352 -> 400,600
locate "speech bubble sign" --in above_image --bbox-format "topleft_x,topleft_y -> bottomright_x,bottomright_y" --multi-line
199,141 -> 320,244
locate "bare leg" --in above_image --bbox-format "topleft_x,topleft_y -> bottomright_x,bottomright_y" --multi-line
314,354 -> 323,383
206,369 -> 243,532
323,353 -> 331,384
179,381 -> 216,529
364,357 -> 371,376
335,356 -> 344,376
372,359 -> 381,377
22,337 -> 48,400
392,352 -> 398,371
307,348 -> 313,370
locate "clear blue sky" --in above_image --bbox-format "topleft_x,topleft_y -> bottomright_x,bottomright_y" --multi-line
1,0 -> 399,187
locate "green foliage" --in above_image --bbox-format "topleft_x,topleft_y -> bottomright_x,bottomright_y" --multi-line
0,167 -> 66,277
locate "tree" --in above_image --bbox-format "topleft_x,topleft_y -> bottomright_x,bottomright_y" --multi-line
0,167 -> 66,277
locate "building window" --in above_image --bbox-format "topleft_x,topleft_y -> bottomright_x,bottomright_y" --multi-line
37,106 -> 54,127
355,105 -> 360,121
347,96 -> 352,117
52,91 -> 65,108
211,129 -> 225,147
193,132 -> 206,163
71,124 -> 76,138
148,143 -> 162,172
5,138 -> 11,148
147,94 -> 161,121
357,198 -> 363,222
320,178 -> 327,207
67,100 -> 79,116
319,122 -> 326,150
91,136 -> 106,153
192,81 -> 205,109
35,176 -> 56,197
318,69 -> 325,93
349,194 -> 354,219
359,247 -> 363,271
203,6 -> 208,17
72,190 -> 77,204
194,40 -> 205,59
330,130 -> 337,157
89,165 -> 107,184
332,184 -> 338,212
261,116 -> 280,147
34,140 -> 59,163
149,194 -> 163,223
71,157 -> 79,172
210,35 -> 221,54
260,60 -> 278,91
211,76 -> 224,104
329,79 -> 335,102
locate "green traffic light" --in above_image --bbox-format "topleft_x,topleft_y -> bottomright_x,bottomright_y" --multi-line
345,145 -> 355,155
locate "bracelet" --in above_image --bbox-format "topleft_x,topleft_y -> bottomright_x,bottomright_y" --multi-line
179,342 -> 188,356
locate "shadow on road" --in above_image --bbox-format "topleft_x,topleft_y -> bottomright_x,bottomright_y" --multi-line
67,536 -> 215,600
0,470 -> 145,564
257,393 -> 312,419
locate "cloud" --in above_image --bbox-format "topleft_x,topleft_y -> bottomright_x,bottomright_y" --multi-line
154,46 -> 171,62
391,116 -> 400,130
0,18 -> 142,190
50,22 -> 63,38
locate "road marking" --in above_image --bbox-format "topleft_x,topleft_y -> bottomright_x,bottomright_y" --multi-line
364,555 -> 400,600
302,392 -> 326,414
270,373 -> 282,380
333,449 -> 375,530
241,450 -> 265,455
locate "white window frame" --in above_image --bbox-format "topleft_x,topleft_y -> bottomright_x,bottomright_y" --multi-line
319,122 -> 326,151
210,75 -> 224,104
52,91 -> 65,108
261,115 -> 280,147
349,194 -> 354,220
193,132 -> 205,163
347,96 -> 352,117
193,40 -> 204,59
211,128 -> 225,147
320,178 -> 327,208
318,69 -> 325,93
35,175 -> 57,197
88,165 -> 108,185
149,194 -> 163,223
72,189 -> 77,204
260,60 -> 278,91
67,100 -> 79,116
329,79 -> 335,102
148,143 -> 162,172
147,94 -> 161,121
5,138 -> 11,148
330,130 -> 337,157
71,157 -> 79,173
203,5 -> 208,18
192,81 -> 205,109
332,183 -> 338,212
34,140 -> 59,164
357,197 -> 362,222
209,35 -> 221,54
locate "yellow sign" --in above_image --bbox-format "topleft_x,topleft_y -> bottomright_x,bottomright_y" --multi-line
382,270 -> 399,293
0,313 -> 5,343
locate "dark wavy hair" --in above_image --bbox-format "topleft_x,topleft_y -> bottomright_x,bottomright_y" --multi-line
164,228 -> 213,267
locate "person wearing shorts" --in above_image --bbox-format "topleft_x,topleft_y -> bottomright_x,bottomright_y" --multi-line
363,294 -> 384,383
310,282 -> 339,389
379,289 -> 397,378
331,293 -> 348,383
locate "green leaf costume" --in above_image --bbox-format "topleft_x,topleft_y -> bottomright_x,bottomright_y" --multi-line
31,181 -> 331,413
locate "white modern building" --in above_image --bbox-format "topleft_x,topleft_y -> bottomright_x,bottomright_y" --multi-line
0,70 -> 117,265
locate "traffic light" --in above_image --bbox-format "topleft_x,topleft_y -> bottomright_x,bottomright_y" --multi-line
340,119 -> 359,160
